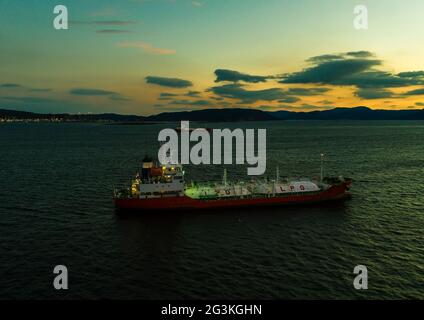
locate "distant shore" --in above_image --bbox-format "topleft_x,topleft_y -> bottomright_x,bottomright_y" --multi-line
2,106 -> 424,123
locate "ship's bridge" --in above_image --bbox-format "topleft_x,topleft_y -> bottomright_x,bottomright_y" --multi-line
135,159 -> 185,196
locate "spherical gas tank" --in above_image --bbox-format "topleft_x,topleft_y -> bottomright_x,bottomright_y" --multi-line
290,181 -> 320,192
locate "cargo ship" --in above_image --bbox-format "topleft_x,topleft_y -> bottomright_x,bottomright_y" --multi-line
113,156 -> 352,211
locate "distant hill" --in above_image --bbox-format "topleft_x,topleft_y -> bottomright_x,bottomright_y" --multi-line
271,106 -> 424,120
148,108 -> 275,122
0,108 -> 146,122
2,106 -> 424,122
0,107 -> 274,122
0,108 -> 41,119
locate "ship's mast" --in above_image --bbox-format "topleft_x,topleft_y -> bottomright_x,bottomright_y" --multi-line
276,166 -> 280,182
223,168 -> 227,186
320,153 -> 325,183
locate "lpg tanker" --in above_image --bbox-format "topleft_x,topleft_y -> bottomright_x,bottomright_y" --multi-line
113,156 -> 352,211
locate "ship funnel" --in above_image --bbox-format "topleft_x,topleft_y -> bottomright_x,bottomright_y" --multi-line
142,155 -> 154,169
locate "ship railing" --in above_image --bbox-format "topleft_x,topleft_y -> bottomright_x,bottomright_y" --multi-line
194,189 -> 324,201
188,177 -> 317,188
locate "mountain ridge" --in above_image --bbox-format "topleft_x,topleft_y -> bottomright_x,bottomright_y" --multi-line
1,106 -> 424,122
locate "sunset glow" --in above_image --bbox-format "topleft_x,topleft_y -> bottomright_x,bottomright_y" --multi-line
1,0 -> 424,115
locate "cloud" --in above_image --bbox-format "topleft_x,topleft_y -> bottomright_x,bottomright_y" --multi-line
146,76 -> 192,88
214,69 -> 269,83
156,99 -> 213,109
118,41 -> 175,55
281,52 -> 424,89
71,20 -> 137,26
208,83 -> 289,102
339,70 -> 424,88
1,96 -> 59,104
305,51 -> 373,63
397,71 -> 424,78
0,95 -> 99,114
402,88 -> 424,96
306,54 -> 343,63
158,91 -> 201,100
96,29 -> 133,34
70,88 -> 118,96
278,97 -> 300,103
160,92 -> 179,97
286,87 -> 330,96
1,83 -> 22,88
1,83 -> 52,92
281,58 -> 382,84
158,92 -> 179,100
346,51 -> 375,58
70,88 -> 130,101
203,51 -> 423,107
186,90 -> 201,97
355,88 -> 395,99
208,83 -> 330,103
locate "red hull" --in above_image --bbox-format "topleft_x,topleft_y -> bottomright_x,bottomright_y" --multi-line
114,182 -> 351,211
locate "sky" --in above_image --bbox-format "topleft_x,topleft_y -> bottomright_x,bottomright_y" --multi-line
1,0 -> 424,115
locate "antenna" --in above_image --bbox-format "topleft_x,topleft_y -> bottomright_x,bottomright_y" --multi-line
320,153 -> 325,183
